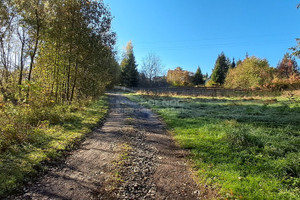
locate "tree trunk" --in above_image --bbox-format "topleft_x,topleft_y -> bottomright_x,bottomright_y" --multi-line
18,28 -> 26,97
70,60 -> 78,102
26,7 -> 41,101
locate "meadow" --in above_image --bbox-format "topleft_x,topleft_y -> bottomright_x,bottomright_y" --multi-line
0,97 -> 108,197
127,93 -> 300,199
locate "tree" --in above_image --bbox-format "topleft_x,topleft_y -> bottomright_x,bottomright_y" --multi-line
291,38 -> 300,57
236,59 -> 242,67
210,52 -> 230,85
167,67 -> 192,86
141,53 -> 162,86
225,57 -> 273,89
17,26 -> 28,97
0,0 -> 118,104
12,0 -> 46,100
276,53 -> 299,79
231,58 -> 236,69
192,66 -> 204,85
121,41 -> 138,87
204,73 -> 209,80
138,72 -> 148,87
0,1 -> 15,101
291,4 -> 300,56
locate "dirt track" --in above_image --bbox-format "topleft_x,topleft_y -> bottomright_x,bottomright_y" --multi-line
11,93 -> 213,200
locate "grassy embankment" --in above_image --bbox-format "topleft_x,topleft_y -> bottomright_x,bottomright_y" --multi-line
127,93 -> 300,200
0,97 -> 108,197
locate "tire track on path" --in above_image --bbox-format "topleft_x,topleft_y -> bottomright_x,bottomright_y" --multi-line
11,93 -> 205,200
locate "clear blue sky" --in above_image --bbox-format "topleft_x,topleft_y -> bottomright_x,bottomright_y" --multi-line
104,0 -> 300,75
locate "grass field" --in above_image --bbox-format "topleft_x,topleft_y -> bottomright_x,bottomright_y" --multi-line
127,93 -> 300,200
0,97 -> 108,197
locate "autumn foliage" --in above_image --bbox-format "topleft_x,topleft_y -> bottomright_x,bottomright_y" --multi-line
225,57 -> 274,89
270,53 -> 300,90
167,67 -> 193,86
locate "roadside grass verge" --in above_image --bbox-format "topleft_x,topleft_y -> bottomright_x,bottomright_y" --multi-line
0,97 -> 108,197
127,93 -> 300,200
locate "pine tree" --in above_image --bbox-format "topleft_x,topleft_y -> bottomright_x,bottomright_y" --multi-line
211,52 -> 230,85
121,41 -> 139,87
231,58 -> 236,69
193,66 -> 204,85
204,73 -> 209,80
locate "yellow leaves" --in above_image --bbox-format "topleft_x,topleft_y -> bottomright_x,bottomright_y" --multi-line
0,104 -> 5,111
225,57 -> 273,89
167,67 -> 193,86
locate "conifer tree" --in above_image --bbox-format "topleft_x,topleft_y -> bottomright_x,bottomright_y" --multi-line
204,73 -> 209,80
193,66 -> 204,85
231,58 -> 236,69
211,52 -> 230,85
121,41 -> 139,87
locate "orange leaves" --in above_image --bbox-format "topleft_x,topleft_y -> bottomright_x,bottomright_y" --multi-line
167,67 -> 193,86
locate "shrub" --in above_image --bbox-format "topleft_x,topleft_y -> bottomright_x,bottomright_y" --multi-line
225,57 -> 274,89
0,102 -> 81,152
270,75 -> 300,91
205,80 -> 218,87
0,121 -> 33,152
167,67 -> 193,86
276,53 -> 299,79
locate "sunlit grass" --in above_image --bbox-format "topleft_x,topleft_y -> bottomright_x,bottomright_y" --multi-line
0,97 -> 108,197
127,93 -> 300,200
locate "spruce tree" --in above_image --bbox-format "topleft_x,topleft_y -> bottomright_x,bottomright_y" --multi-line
231,58 -> 236,69
204,73 -> 209,80
121,41 -> 139,87
193,66 -> 204,85
211,52 -> 230,85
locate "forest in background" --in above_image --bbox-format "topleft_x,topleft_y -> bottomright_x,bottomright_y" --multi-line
119,42 -> 300,91
164,53 -> 300,91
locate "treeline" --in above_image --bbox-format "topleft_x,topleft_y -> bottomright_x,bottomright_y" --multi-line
167,66 -> 208,86
165,52 -> 300,91
213,52 -> 300,90
0,0 -> 119,105
116,41 -> 300,91
118,41 -> 167,88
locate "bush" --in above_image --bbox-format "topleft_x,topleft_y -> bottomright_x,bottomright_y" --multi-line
167,67 -> 193,86
225,57 -> 274,89
0,102 -> 82,152
0,121 -> 33,152
205,80 -> 218,87
270,76 -> 300,91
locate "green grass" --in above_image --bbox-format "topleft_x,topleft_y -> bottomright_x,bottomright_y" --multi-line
0,97 -> 108,197
127,93 -> 300,200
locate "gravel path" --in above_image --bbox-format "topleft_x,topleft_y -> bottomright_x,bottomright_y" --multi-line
10,93 -> 211,200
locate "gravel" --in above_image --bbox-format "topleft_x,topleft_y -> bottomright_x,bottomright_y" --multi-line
8,93 -> 210,200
